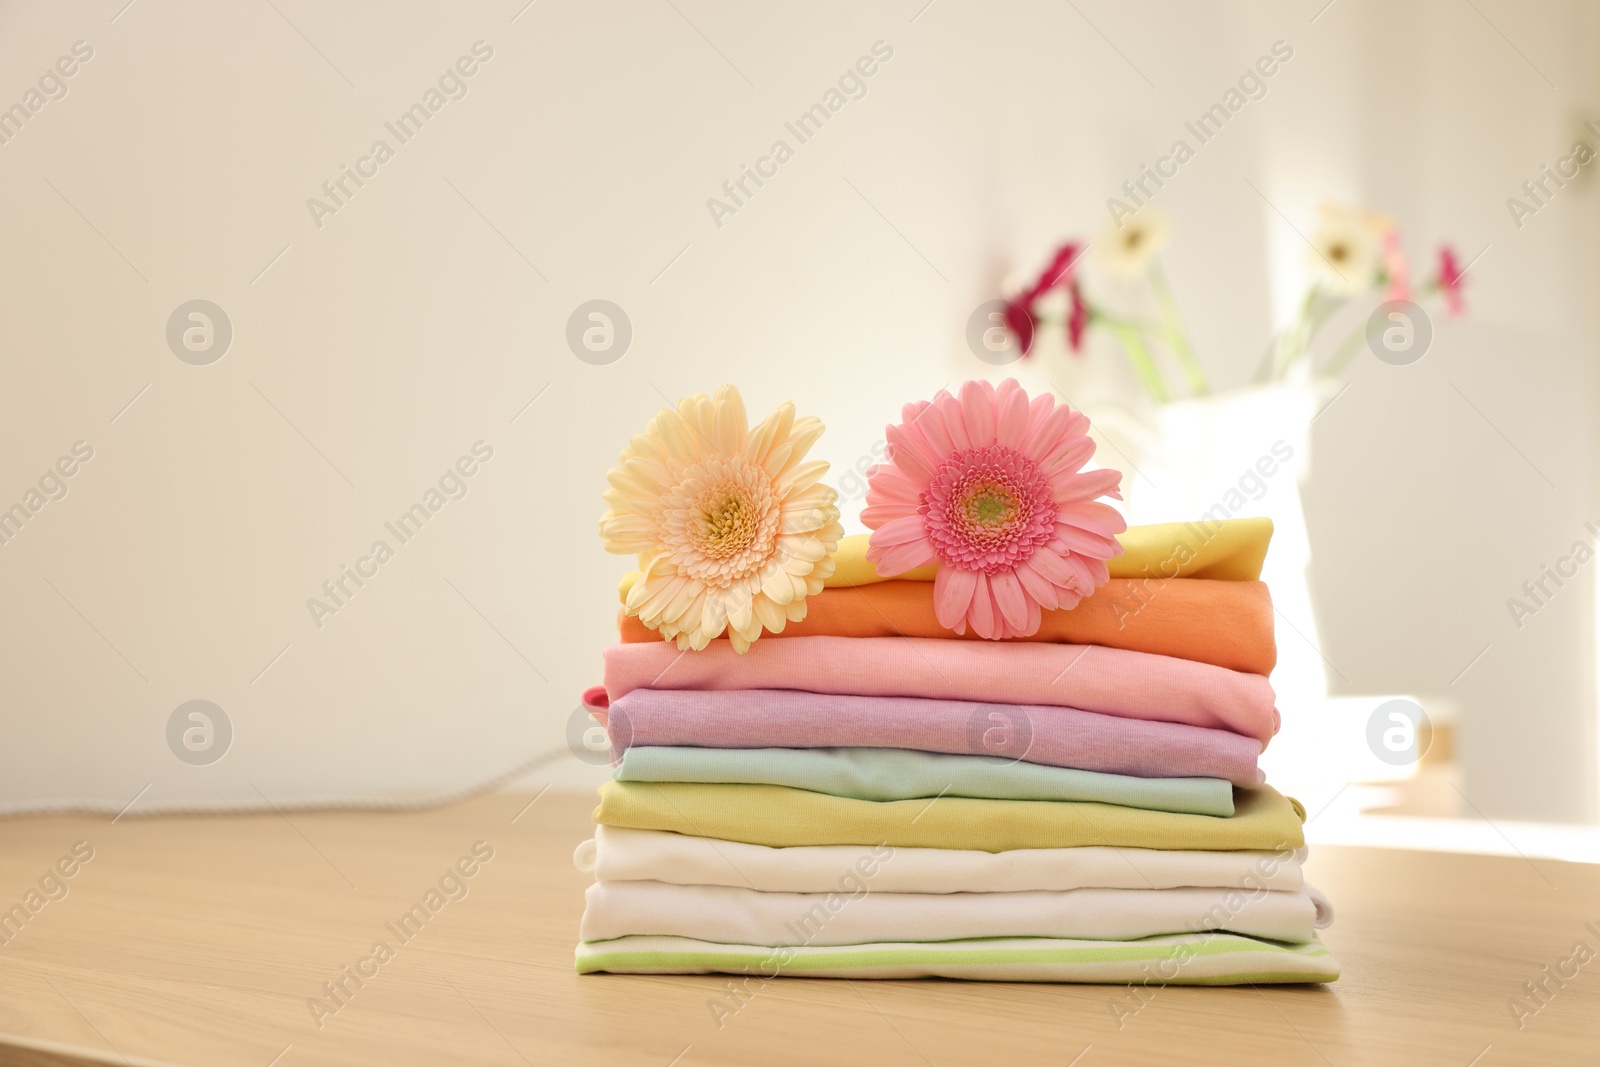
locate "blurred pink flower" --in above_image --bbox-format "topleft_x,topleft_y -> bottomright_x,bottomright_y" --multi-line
1003,243 -> 1083,357
1437,244 -> 1466,316
861,379 -> 1125,640
1381,229 -> 1411,302
1067,280 -> 1088,352
1001,298 -> 1038,357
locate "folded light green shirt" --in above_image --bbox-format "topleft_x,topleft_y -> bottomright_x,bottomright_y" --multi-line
575,932 -> 1340,984
615,746 -> 1234,817
593,781 -> 1306,853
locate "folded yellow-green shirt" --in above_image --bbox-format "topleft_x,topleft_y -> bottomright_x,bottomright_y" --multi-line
618,517 -> 1271,601
592,780 -> 1305,853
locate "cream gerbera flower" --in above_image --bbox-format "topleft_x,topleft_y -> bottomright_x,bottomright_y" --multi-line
1308,203 -> 1383,294
1095,206 -> 1169,280
600,385 -> 843,653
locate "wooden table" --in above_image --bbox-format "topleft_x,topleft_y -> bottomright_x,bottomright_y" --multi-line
0,790 -> 1595,1066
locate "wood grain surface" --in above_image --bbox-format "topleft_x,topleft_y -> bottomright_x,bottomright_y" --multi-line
0,790 -> 1595,1066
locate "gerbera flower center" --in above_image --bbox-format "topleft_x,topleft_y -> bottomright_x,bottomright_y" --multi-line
695,489 -> 759,559
964,483 -> 1021,529
920,445 -> 1057,573
657,454 -> 781,588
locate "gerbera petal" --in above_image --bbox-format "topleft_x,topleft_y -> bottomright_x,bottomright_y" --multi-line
1040,436 -> 1096,479
744,401 -> 794,465
652,409 -> 698,464
1051,466 -> 1123,503
1056,549 -> 1104,594
910,402 -> 956,460
603,465 -> 661,502
1052,523 -> 1120,557
959,379 -> 997,446
859,502 -> 920,528
752,593 -> 787,633
1019,401 -> 1076,462
631,573 -> 687,618
870,514 -> 928,546
870,537 -> 939,576
680,394 -> 712,445
967,571 -> 998,639
755,563 -> 793,604
725,585 -> 754,634
1021,596 -> 1042,638
934,390 -> 971,451
775,458 -> 830,496
1056,500 -> 1129,537
1014,558 -> 1063,609
899,399 -> 932,424
933,566 -> 978,631
989,569 -> 1029,632
699,592 -> 729,639
771,416 -> 826,477
883,424 -> 938,484
711,385 -> 749,454
993,380 -> 1031,449
776,534 -> 828,563
863,466 -> 924,507
1023,544 -> 1075,585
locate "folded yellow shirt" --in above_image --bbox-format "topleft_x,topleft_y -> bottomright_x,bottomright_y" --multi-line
619,517 -> 1272,601
592,780 -> 1305,853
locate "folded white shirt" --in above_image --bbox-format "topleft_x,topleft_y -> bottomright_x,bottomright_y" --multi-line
579,879 -> 1333,946
576,826 -> 1307,894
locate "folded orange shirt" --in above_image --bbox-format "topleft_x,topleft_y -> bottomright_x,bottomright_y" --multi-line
618,578 -> 1276,675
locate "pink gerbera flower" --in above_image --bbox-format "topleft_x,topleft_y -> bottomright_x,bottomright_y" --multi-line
861,379 -> 1126,640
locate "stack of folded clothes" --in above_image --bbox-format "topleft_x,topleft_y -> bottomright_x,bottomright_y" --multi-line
575,381 -> 1338,985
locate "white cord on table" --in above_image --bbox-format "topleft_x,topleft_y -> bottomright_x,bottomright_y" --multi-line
0,746 -> 576,818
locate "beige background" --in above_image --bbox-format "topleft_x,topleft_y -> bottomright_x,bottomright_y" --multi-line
1,0 -> 1597,821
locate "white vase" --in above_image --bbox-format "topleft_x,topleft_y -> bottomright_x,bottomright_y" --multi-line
1115,381 -> 1337,709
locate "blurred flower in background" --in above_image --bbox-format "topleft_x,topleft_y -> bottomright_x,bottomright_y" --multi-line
1001,242 -> 1083,357
1381,231 -> 1411,302
998,201 -> 1467,397
1307,203 -> 1382,295
1094,206 -> 1170,280
1437,245 -> 1466,316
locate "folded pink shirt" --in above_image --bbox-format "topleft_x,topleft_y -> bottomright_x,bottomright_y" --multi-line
589,688 -> 1266,788
601,636 -> 1279,745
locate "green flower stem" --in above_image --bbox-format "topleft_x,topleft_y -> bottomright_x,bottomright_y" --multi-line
1101,316 -> 1170,404
1148,263 -> 1210,396
1040,306 -> 1171,403
1271,288 -> 1329,380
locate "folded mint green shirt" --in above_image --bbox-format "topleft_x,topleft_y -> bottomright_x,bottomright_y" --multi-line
614,746 -> 1234,817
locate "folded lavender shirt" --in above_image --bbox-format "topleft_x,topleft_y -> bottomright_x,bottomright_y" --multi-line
602,636 -> 1279,744
596,689 -> 1266,788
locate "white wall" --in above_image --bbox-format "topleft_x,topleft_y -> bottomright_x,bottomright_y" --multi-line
1,0 -> 1594,820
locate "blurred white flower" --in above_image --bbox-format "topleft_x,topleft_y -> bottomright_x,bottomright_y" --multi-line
1095,207 -> 1170,280
1307,204 -> 1382,294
